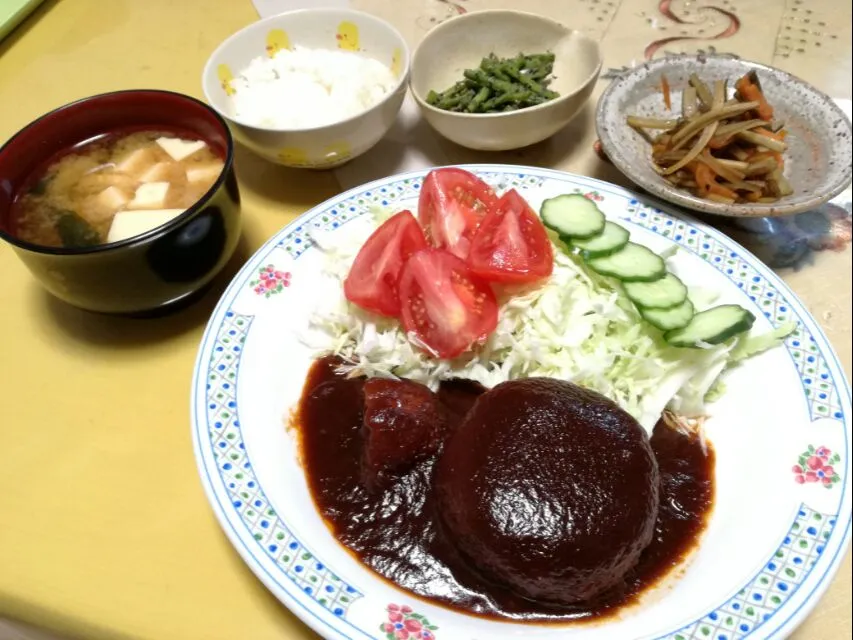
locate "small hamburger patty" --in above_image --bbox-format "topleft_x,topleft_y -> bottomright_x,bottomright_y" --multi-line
434,378 -> 660,605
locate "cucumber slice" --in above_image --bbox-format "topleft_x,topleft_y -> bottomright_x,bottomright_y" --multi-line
571,221 -> 630,258
623,273 -> 688,309
586,242 -> 666,282
664,304 -> 756,348
541,194 -> 605,239
642,299 -> 695,331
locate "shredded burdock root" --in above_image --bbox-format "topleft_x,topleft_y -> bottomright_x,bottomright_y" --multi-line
627,70 -> 792,204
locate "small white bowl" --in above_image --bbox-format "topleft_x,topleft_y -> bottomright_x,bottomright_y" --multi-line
409,10 -> 602,151
202,8 -> 410,169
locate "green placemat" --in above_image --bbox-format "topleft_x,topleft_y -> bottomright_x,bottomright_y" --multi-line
0,0 -> 45,42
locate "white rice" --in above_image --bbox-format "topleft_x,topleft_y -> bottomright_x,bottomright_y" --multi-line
229,46 -> 398,129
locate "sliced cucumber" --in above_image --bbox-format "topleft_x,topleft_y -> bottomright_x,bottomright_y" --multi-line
541,194 -> 605,239
623,273 -> 688,309
571,221 -> 630,258
586,242 -> 666,282
642,299 -> 695,331
664,304 -> 756,348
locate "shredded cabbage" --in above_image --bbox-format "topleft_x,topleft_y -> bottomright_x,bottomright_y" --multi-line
303,214 -> 792,433
730,321 -> 797,363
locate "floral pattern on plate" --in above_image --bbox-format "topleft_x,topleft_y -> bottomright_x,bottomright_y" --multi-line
793,445 -> 842,488
380,604 -> 439,640
250,264 -> 292,297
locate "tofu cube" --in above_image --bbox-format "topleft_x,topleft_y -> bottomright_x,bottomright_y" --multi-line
115,148 -> 156,177
185,162 -> 223,184
76,170 -> 137,198
82,186 -> 132,223
156,137 -> 207,162
107,209 -> 185,243
96,185 -> 131,212
127,182 -> 169,210
138,162 -> 173,183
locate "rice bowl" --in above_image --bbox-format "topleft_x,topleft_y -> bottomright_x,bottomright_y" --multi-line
202,8 -> 410,169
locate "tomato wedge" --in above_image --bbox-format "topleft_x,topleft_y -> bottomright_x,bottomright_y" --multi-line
399,249 -> 498,359
344,210 -> 428,317
467,188 -> 554,284
417,168 -> 498,259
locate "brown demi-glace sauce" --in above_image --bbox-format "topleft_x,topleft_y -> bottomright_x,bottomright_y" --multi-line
296,357 -> 715,622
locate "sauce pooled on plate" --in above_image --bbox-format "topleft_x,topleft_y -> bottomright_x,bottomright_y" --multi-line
296,356 -> 715,622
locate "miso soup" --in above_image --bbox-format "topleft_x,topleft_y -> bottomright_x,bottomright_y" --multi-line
12,129 -> 225,248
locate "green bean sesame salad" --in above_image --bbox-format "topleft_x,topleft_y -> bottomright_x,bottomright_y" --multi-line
425,52 -> 559,114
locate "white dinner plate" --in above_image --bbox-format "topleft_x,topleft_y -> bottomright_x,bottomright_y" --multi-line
191,165 -> 850,640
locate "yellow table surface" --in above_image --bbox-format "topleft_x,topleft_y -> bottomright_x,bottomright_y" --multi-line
0,1 -> 849,639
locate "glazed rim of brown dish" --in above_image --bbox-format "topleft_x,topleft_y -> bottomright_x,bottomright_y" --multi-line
596,54 -> 852,218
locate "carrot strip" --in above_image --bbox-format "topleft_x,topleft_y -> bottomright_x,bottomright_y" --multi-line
736,76 -> 774,121
708,182 -> 738,199
661,74 -> 672,111
694,162 -> 715,195
708,135 -> 734,150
